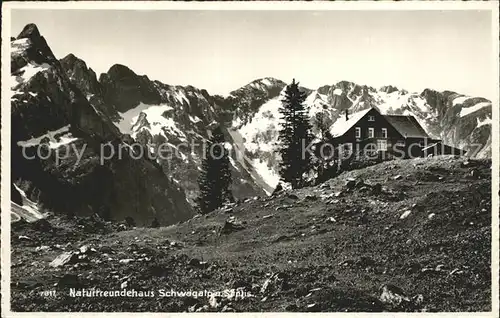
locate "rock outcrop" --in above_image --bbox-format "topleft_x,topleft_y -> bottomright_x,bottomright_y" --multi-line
11,24 -> 194,226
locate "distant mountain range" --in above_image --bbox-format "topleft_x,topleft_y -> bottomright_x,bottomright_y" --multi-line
10,24 -> 493,225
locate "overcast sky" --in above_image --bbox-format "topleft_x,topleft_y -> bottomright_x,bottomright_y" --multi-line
11,9 -> 495,98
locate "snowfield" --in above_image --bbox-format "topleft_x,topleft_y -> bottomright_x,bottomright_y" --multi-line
459,101 -> 492,117
11,62 -> 51,89
16,125 -> 79,149
452,96 -> 471,106
116,103 -> 186,141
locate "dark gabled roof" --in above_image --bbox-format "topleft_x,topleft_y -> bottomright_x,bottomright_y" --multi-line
384,115 -> 430,139
328,107 -> 431,139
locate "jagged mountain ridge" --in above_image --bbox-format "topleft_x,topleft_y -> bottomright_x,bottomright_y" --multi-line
10,24 -> 194,226
232,81 -> 492,185
62,56 -> 492,199
60,56 -> 269,202
11,23 -> 492,218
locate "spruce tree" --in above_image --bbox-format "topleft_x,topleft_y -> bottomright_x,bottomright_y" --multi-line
196,126 -> 233,214
278,79 -> 313,189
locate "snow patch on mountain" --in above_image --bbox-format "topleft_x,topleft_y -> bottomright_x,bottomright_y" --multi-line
16,125 -> 79,149
116,102 -> 187,141
306,91 -> 329,117
477,116 -> 492,128
460,102 -> 491,117
250,158 -> 280,190
13,184 -> 46,220
377,91 -> 430,114
11,63 -> 51,89
235,95 -> 283,154
189,115 -> 202,123
173,89 -> 190,105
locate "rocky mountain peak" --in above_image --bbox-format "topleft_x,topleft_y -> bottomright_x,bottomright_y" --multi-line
105,64 -> 139,80
11,24 -> 58,74
380,85 -> 399,94
11,24 -> 194,225
99,64 -> 162,113
60,53 -> 102,97
17,23 -> 42,41
60,53 -> 83,67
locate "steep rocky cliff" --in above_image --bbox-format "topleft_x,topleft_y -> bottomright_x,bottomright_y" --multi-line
11,24 -> 194,226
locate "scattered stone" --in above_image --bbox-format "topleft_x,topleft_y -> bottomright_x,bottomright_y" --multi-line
208,294 -> 221,309
412,294 -> 424,306
262,214 -> 274,220
119,258 -> 134,264
400,210 -> 412,219
35,245 -> 50,252
393,175 -> 403,180
333,191 -> 343,197
222,207 -> 233,214
170,241 -> 182,248
18,235 -> 31,241
470,169 -> 480,178
359,186 -> 371,192
50,251 -> 78,268
448,268 -> 464,276
326,216 -> 336,223
261,272 -> 287,295
220,218 -> 245,235
221,305 -> 235,312
79,245 -> 91,254
188,304 -> 200,312
427,213 -> 436,220
188,258 -> 208,269
306,303 -> 319,311
275,205 -> 292,211
411,203 -> 423,212
379,284 -> 410,309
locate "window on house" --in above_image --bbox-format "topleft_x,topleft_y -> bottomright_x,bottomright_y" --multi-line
377,140 -> 388,151
368,128 -> 374,138
382,128 -> 388,138
366,143 -> 377,156
355,127 -> 361,138
368,115 -> 375,122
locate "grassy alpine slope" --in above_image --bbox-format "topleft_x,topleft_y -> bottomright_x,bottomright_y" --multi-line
10,156 -> 491,312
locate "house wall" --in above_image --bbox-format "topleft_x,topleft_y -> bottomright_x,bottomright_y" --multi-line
332,108 -> 406,157
342,108 -> 403,142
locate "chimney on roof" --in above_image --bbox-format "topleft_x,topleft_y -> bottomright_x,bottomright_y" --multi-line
345,109 -> 349,121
